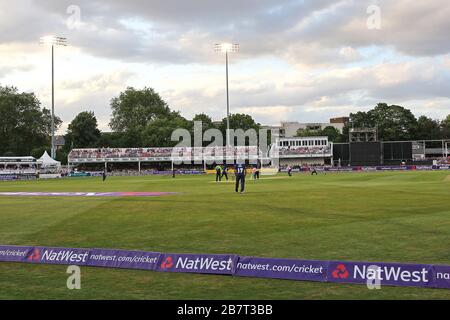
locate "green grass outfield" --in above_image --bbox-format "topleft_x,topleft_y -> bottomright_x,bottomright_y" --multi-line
0,171 -> 449,300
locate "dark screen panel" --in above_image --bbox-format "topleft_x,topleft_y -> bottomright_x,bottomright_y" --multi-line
383,142 -> 413,161
333,143 -> 350,166
350,142 -> 381,166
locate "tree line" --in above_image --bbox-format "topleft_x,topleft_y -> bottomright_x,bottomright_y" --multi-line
296,103 -> 450,143
0,86 -> 260,163
1,85 -> 449,163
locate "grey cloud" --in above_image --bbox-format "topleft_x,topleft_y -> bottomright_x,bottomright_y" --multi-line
2,0 -> 450,126
2,0 -> 344,64
2,1 -> 450,65
52,71 -> 135,132
163,59 -> 450,124
0,64 -> 34,77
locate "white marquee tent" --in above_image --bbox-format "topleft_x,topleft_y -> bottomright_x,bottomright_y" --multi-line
38,151 -> 61,169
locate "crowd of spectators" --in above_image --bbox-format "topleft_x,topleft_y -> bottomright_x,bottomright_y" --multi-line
437,157 -> 450,165
69,147 -> 260,160
279,164 -> 327,170
69,148 -> 173,159
80,168 -> 205,177
273,146 -> 332,156
0,168 -> 37,174
0,165 -> 38,174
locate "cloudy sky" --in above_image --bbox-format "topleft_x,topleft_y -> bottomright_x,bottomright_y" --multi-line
1,0 -> 450,133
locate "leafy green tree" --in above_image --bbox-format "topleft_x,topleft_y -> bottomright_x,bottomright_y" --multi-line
348,111 -> 371,128
295,128 -> 320,137
218,113 -> 261,146
109,87 -> 172,132
193,113 -> 215,130
65,111 -> 101,149
444,114 -> 450,126
192,113 -> 216,146
341,125 -> 350,142
141,115 -> 191,147
30,146 -> 51,159
296,126 -> 343,142
0,85 -> 61,156
415,116 -> 441,140
441,114 -> 450,139
219,113 -> 260,134
349,103 -> 418,141
97,132 -> 126,148
320,126 -> 343,142
108,87 -> 186,147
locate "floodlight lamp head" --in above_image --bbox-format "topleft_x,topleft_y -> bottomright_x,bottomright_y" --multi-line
40,36 -> 68,46
215,43 -> 239,53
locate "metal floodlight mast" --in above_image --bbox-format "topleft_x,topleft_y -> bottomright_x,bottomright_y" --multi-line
40,36 -> 67,159
215,43 -> 239,147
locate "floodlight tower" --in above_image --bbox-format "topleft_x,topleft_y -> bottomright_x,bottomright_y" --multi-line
40,36 -> 67,159
215,43 -> 239,147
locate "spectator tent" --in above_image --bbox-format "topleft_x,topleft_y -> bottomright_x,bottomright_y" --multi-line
38,151 -> 61,170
